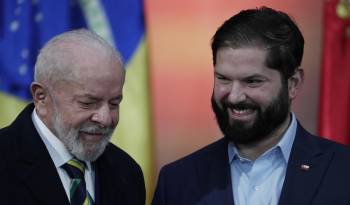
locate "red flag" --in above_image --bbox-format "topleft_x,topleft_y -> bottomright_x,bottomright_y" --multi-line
318,0 -> 350,145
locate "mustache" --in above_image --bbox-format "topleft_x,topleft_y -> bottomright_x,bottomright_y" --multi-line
79,123 -> 114,135
222,101 -> 260,110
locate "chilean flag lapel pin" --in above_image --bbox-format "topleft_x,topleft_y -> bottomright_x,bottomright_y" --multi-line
300,164 -> 310,171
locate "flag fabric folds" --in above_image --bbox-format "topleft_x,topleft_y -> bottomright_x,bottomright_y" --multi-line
0,0 -> 153,202
318,0 -> 350,145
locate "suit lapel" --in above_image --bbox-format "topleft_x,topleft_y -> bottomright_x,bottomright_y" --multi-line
17,158 -> 69,205
278,124 -> 333,205
94,148 -> 123,205
94,163 -> 102,205
196,139 -> 234,205
14,104 -> 69,205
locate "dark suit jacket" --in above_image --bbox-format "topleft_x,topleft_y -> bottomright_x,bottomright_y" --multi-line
0,103 -> 145,205
152,123 -> 350,205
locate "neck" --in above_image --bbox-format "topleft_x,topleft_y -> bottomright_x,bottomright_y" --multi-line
235,114 -> 291,161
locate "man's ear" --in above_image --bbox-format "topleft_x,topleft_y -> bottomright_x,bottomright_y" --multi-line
288,68 -> 304,100
31,82 -> 49,116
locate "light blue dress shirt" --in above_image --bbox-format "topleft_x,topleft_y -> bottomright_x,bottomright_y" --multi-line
228,113 -> 297,205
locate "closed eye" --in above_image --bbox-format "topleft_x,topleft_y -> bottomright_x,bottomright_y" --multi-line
215,73 -> 231,83
246,79 -> 263,84
78,101 -> 97,108
109,102 -> 120,110
109,96 -> 122,110
244,78 -> 265,87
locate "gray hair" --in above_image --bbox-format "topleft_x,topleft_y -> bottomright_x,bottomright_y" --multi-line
34,29 -> 124,86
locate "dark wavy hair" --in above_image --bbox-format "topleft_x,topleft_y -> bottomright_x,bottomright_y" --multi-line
211,7 -> 304,79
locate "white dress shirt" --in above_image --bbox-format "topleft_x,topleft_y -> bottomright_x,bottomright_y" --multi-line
31,109 -> 95,201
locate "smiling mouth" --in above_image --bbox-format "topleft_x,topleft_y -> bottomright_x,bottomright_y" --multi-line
79,131 -> 105,142
228,107 -> 256,121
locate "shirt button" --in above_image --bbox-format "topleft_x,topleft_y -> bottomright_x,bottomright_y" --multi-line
254,186 -> 261,191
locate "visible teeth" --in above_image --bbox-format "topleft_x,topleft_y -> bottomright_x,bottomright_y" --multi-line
232,108 -> 251,114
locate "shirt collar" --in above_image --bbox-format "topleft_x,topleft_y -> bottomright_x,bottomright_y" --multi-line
278,112 -> 297,162
228,113 -> 297,163
32,109 -> 92,170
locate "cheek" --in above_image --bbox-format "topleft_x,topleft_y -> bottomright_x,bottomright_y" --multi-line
112,114 -> 118,125
249,87 -> 281,107
65,113 -> 92,129
213,84 -> 230,101
110,110 -> 120,126
247,93 -> 272,108
213,86 -> 229,110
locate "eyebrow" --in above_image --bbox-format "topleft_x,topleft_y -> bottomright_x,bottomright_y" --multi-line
244,74 -> 267,79
75,94 -> 123,101
214,71 -> 268,79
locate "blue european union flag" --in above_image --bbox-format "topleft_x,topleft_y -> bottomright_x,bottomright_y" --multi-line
0,0 -> 144,101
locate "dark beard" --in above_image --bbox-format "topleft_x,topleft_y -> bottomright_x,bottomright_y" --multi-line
211,82 -> 290,145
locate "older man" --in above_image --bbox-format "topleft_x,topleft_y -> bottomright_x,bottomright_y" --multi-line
0,29 -> 145,205
152,7 -> 350,205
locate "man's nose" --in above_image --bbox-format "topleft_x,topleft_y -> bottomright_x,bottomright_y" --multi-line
227,82 -> 246,104
91,104 -> 113,127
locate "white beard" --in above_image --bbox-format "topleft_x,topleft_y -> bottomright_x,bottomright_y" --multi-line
52,109 -> 114,161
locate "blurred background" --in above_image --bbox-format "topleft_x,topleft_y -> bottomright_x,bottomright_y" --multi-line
1,0 -> 349,204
